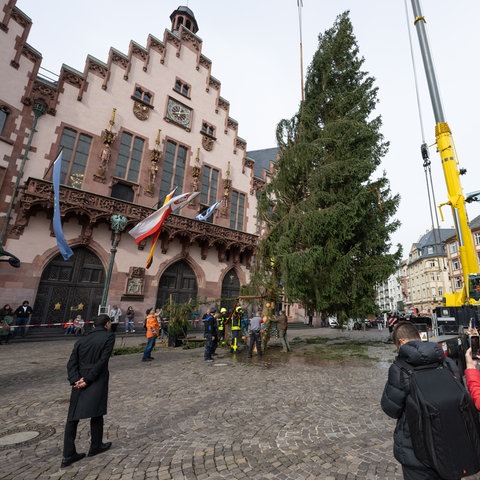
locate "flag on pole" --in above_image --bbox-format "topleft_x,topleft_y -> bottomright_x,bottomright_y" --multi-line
129,191 -> 199,268
52,151 -> 74,261
195,199 -> 222,222
144,188 -> 177,269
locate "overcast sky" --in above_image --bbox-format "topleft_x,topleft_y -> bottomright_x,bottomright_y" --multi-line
15,0 -> 480,258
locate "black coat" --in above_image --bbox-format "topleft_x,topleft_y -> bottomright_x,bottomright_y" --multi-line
66,328 -> 115,420
380,340 -> 460,468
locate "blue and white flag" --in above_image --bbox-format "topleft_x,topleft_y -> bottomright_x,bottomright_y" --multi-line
195,199 -> 222,222
52,151 -> 74,260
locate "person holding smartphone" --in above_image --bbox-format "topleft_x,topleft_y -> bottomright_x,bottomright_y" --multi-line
465,342 -> 480,411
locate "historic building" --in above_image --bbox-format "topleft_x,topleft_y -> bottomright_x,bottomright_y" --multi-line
0,2 -> 266,325
444,214 -> 480,298
402,228 -> 455,315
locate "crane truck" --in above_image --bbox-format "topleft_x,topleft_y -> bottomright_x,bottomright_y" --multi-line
410,0 -> 480,336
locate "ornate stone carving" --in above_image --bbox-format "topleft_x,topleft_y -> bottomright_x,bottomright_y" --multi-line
17,178 -> 258,265
202,135 -> 214,152
133,100 -> 150,121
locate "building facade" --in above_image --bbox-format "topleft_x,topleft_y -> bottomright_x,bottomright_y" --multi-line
444,215 -> 480,298
402,228 -> 454,315
0,2 -> 265,325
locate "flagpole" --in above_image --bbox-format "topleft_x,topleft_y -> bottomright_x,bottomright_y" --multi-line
297,0 -> 305,102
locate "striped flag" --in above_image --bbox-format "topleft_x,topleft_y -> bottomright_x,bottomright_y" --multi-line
52,151 -> 74,260
195,199 -> 222,222
129,191 -> 199,268
145,188 -> 176,269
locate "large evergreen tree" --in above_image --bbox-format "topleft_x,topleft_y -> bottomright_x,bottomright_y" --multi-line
252,11 -> 401,321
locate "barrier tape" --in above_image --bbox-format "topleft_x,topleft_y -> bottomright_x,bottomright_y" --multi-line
1,320 -> 137,329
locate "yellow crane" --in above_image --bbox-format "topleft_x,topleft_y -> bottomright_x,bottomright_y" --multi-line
411,0 -> 480,310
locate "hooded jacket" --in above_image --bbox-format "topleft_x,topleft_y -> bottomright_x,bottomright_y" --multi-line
380,340 -> 460,468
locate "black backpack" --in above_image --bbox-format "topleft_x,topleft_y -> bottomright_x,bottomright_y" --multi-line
396,358 -> 480,480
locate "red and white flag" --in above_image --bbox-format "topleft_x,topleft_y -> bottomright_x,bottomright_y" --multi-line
129,191 -> 199,245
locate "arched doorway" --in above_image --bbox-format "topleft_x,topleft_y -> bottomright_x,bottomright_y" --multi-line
221,268 -> 240,312
33,247 -> 105,325
156,260 -> 198,308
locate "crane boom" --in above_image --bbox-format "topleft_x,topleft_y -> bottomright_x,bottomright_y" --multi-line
411,0 -> 480,306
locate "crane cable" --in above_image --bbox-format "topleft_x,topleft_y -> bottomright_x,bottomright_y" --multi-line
403,0 -> 450,290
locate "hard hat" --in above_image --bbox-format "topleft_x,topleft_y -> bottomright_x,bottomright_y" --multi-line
220,308 -> 227,313
236,306 -> 242,312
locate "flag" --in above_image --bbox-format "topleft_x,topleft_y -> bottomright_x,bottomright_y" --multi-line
52,151 -> 74,261
145,188 -> 176,269
195,199 -> 222,222
129,191 -> 199,268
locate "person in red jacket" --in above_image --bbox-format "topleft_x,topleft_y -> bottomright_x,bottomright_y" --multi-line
465,347 -> 480,410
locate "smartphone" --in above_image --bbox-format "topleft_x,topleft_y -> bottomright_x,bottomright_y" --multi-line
471,335 -> 480,359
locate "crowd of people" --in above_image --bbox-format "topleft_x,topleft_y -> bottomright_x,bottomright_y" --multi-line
0,300 -> 33,343
201,305 -> 291,363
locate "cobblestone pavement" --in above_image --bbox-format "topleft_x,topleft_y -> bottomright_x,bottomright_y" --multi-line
1,327 -> 479,480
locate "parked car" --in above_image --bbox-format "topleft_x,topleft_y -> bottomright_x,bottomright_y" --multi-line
328,316 -> 338,328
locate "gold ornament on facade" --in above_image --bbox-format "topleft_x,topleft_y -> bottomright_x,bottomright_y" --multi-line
202,135 -> 214,151
222,161 -> 232,215
192,147 -> 201,192
95,108 -> 117,182
133,100 -> 150,121
145,129 -> 161,196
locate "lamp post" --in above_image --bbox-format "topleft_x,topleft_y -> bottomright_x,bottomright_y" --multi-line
99,214 -> 127,313
0,99 -> 46,245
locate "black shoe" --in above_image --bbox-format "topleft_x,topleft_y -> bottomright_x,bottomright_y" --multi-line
87,442 -> 112,457
61,452 -> 85,468
148,357 -> 154,360
142,357 -> 153,362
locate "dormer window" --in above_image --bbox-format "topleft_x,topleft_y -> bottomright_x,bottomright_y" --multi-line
201,122 -> 215,138
174,78 -> 190,98
133,86 -> 152,105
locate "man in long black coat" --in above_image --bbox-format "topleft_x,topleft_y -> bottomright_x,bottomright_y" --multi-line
61,314 -> 115,468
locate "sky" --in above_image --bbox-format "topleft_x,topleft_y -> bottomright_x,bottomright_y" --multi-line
14,0 -> 480,258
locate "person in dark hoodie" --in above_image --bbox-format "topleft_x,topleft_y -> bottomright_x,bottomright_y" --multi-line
381,321 -> 461,480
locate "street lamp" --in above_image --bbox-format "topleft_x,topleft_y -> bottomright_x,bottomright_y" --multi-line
99,214 -> 128,313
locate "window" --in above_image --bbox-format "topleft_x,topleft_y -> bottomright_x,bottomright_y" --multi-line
133,86 -> 152,105
201,122 -> 215,137
174,78 -> 190,97
454,277 -> 462,289
115,131 -> 144,183
230,190 -> 245,231
429,261 -> 436,268
159,140 -> 187,200
450,242 -> 457,254
438,287 -> 443,297
59,127 -> 92,188
452,259 -> 460,271
200,166 -> 219,206
427,246 -> 434,254
0,106 -> 9,136
474,232 -> 480,246
111,182 -> 134,203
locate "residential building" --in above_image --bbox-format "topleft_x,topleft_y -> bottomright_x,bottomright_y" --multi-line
403,228 -> 455,314
444,214 -> 480,298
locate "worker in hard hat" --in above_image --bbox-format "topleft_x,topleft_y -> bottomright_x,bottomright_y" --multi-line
230,306 -> 243,353
217,307 -> 228,347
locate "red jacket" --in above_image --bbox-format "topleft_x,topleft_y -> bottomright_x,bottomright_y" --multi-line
465,368 -> 480,411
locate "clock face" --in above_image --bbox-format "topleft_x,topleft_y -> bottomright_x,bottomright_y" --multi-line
167,99 -> 191,127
